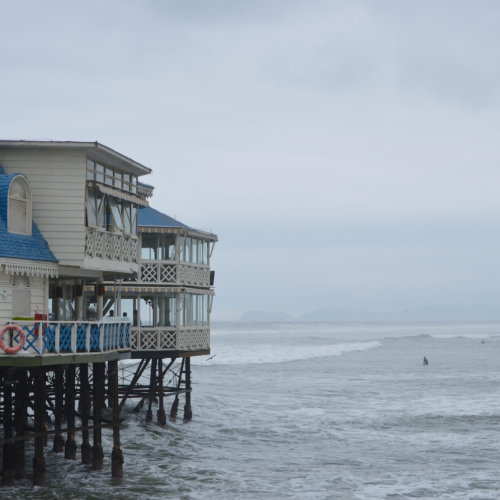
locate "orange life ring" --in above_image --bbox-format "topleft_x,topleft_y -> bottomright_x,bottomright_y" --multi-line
0,324 -> 26,354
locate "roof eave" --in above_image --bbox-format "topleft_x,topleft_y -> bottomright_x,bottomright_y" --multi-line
0,140 -> 152,177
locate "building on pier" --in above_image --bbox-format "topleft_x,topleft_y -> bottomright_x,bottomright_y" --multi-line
0,141 -> 216,486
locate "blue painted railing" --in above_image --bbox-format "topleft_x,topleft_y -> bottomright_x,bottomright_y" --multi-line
1,321 -> 131,355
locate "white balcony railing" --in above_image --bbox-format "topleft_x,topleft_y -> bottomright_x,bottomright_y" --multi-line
130,327 -> 210,351
0,321 -> 131,356
178,264 -> 210,286
137,262 -> 209,286
85,228 -> 138,263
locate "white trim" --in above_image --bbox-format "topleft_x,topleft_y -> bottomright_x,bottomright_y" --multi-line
2,261 -> 58,278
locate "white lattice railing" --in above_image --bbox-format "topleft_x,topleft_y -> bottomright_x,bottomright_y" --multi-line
138,262 -> 177,283
85,228 -> 138,263
130,327 -> 210,351
178,264 -> 210,286
0,320 -> 131,356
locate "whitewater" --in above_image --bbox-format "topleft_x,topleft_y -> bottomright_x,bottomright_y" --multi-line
9,321 -> 500,499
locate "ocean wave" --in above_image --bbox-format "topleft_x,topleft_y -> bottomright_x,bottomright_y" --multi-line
428,333 -> 500,339
192,340 -> 382,366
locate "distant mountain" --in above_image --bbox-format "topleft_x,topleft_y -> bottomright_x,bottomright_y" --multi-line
238,310 -> 298,322
238,306 -> 500,322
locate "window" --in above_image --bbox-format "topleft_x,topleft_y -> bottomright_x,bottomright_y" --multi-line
140,294 -> 176,327
201,241 -> 208,265
141,234 -> 176,260
192,239 -> 198,264
185,237 -> 191,262
86,159 -> 137,193
12,274 -> 31,317
86,187 -> 138,234
8,177 -> 31,235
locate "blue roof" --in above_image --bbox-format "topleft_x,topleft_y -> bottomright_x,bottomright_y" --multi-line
0,169 -> 58,263
138,181 -> 154,189
138,206 -> 189,229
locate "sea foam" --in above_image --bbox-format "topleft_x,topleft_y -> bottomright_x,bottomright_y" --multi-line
192,340 -> 382,366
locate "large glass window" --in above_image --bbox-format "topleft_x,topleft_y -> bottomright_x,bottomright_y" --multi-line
108,197 -> 125,230
140,294 -> 176,327
201,241 -> 208,265
87,187 -> 138,234
184,294 -> 192,326
179,294 -> 184,327
202,295 -> 208,326
87,188 -> 98,227
185,237 -> 191,262
87,160 -> 137,193
192,239 -> 198,264
142,234 -> 158,260
142,234 -> 176,260
160,234 -> 175,260
131,206 -> 138,236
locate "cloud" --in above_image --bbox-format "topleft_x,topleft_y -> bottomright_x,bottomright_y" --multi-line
1,0 -> 500,319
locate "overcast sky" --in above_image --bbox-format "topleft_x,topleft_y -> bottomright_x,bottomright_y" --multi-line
2,1 -> 500,319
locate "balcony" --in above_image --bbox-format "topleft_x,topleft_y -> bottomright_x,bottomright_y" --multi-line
138,262 -> 210,286
130,327 -> 210,351
0,320 -> 131,359
85,228 -> 138,263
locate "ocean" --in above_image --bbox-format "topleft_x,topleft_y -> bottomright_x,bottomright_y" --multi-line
9,321 -> 500,499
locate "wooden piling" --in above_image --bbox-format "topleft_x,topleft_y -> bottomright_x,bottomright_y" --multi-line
145,359 -> 157,423
80,364 -> 92,465
14,369 -> 27,480
92,363 -> 104,470
53,370 -> 64,453
64,365 -> 77,460
184,357 -> 192,421
33,369 -> 46,487
109,360 -> 123,478
157,359 -> 166,426
2,373 -> 15,486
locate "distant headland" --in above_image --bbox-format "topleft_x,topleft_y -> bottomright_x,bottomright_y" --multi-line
238,306 -> 500,322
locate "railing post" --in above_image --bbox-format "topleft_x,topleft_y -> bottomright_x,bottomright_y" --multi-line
37,324 -> 44,354
70,323 -> 77,353
55,324 -> 60,354
99,324 -> 104,352
86,324 -> 91,352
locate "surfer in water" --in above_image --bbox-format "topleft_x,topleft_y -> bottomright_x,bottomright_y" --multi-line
423,357 -> 429,365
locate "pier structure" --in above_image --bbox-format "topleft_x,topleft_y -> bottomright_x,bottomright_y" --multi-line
0,141 -> 216,487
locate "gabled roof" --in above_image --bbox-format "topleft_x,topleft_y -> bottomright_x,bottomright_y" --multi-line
138,206 -> 189,229
0,167 -> 58,263
138,206 -> 218,241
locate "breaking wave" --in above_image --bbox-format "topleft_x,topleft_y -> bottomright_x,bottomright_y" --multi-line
192,340 -> 382,366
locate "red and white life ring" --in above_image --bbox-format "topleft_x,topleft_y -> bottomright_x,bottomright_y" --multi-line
0,324 -> 26,354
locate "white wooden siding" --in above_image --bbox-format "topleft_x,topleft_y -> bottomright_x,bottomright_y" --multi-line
0,150 -> 86,267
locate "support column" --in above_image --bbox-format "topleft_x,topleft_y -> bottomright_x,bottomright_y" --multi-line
170,358 -> 184,421
92,363 -> 104,470
54,280 -> 62,321
53,370 -> 64,453
75,279 -> 83,321
33,369 -> 46,487
157,359 -> 166,426
145,358 -> 157,423
184,357 -> 192,421
64,365 -> 77,460
43,276 -> 49,316
96,276 -> 104,322
80,364 -> 92,465
14,369 -> 27,480
2,374 -> 15,486
109,360 -> 123,478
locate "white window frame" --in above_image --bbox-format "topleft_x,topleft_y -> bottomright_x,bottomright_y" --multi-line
8,175 -> 32,236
